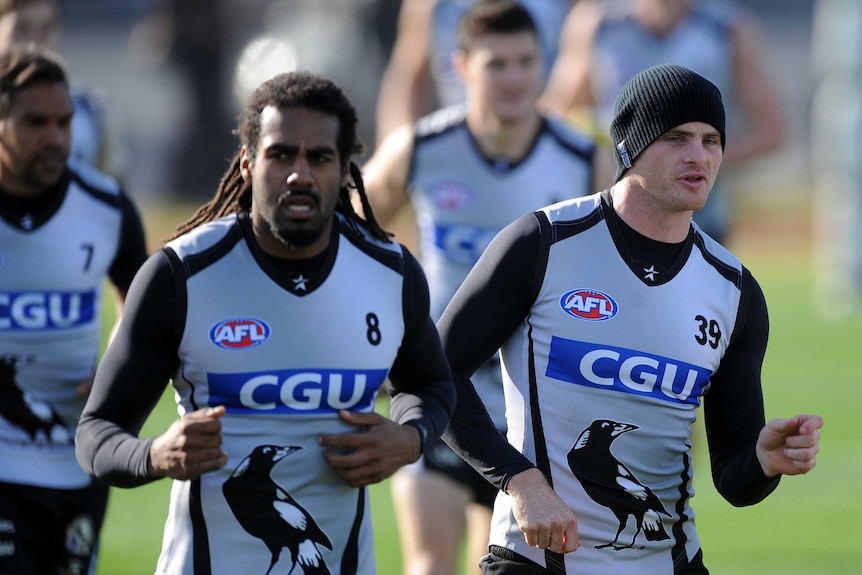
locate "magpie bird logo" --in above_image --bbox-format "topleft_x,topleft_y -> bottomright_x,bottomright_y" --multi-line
567,419 -> 671,550
0,356 -> 72,444
223,445 -> 332,574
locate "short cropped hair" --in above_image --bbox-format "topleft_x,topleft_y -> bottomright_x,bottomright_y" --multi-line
456,0 -> 538,52
0,46 -> 67,117
0,0 -> 59,20
237,70 -> 362,168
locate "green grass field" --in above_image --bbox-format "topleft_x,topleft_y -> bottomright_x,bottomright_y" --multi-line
91,198 -> 861,574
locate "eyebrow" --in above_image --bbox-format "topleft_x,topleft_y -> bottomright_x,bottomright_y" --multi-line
22,110 -> 74,123
264,142 -> 337,155
667,128 -> 722,140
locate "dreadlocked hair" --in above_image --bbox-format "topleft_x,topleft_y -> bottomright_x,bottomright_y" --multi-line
343,161 -> 392,242
169,70 -> 392,243
168,152 -> 250,241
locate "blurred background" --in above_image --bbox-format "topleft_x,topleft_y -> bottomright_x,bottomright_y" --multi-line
47,1 -> 861,573
60,0 -> 807,196
60,0 -> 862,314
61,0 -> 400,199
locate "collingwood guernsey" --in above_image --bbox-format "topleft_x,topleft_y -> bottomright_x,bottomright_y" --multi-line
76,212 -> 455,575
409,107 -> 594,426
0,165 -> 145,488
439,191 -> 779,574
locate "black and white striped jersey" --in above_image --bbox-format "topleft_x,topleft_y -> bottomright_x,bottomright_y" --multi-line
76,212 -> 455,574
439,191 -> 779,574
410,107 -> 595,425
0,165 -> 146,488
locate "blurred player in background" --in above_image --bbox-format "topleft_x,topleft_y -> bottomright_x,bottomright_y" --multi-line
0,47 -> 147,575
375,0 -> 576,145
363,2 -> 600,572
539,0 -> 783,245
0,0 -> 125,175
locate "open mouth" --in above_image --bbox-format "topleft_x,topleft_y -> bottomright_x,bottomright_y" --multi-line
278,192 -> 318,218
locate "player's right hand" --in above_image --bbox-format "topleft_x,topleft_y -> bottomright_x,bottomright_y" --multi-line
148,406 -> 228,480
506,468 -> 581,554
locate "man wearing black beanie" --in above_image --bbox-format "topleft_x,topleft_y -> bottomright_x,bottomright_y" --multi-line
435,63 -> 823,574
610,64 -> 726,182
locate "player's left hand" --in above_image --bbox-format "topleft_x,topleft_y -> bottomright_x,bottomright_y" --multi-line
319,410 -> 421,487
756,414 -> 823,477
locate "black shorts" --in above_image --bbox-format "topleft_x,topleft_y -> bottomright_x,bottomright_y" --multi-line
0,479 -> 109,574
480,545 -> 710,574
422,435 -> 499,509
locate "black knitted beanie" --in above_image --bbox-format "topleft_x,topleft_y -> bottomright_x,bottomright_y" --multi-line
610,64 -> 726,181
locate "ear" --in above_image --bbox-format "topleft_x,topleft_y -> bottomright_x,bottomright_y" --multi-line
239,147 -> 253,183
452,49 -> 469,80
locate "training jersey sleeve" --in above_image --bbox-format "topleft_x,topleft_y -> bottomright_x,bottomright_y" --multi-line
703,266 -> 781,505
107,189 -> 148,294
387,247 -> 457,452
76,250 -> 183,487
438,213 -> 545,491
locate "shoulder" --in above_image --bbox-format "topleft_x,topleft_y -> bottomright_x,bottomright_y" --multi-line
338,214 -> 406,274
66,163 -> 138,217
166,214 -> 243,263
692,224 -> 744,286
541,115 -> 597,158
68,162 -> 120,197
366,121 -> 416,174
414,104 -> 467,142
540,192 -> 605,226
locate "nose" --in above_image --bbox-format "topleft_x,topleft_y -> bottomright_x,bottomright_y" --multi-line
286,156 -> 313,187
683,140 -> 709,164
44,122 -> 70,149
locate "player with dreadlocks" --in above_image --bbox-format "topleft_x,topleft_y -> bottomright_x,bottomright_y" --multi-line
172,70 -> 389,243
76,70 -> 456,574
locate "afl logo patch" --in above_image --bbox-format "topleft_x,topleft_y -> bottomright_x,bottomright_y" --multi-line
210,317 -> 271,349
430,181 -> 473,210
560,289 -> 618,322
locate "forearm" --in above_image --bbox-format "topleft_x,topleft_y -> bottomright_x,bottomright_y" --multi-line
706,268 -> 780,506
388,370 -> 455,453
438,214 -> 545,490
442,370 -> 534,491
387,248 -> 457,450
76,251 -> 181,487
708,436 -> 780,507
76,416 -> 156,488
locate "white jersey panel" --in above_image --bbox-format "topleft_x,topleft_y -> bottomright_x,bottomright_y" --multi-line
492,194 -> 743,573
410,109 -> 594,321
0,177 -> 123,488
410,109 -> 594,425
160,215 -> 406,575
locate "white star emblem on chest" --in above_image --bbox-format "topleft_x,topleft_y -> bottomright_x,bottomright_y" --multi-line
643,265 -> 658,281
292,274 -> 309,291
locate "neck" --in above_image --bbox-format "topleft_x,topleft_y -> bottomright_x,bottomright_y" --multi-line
0,176 -> 47,199
251,213 -> 333,261
633,0 -> 692,35
609,181 -> 692,243
466,108 -> 542,161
